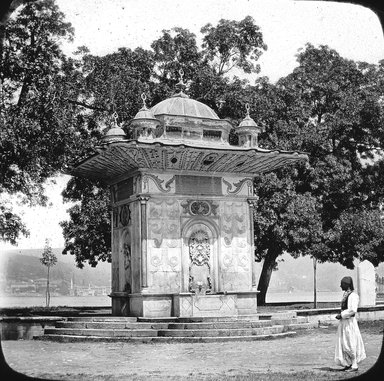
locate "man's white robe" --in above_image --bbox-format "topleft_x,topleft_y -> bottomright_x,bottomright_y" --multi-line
335,292 -> 366,367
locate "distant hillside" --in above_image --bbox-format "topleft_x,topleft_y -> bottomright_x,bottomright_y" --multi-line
1,247 -> 77,264
0,248 -> 111,287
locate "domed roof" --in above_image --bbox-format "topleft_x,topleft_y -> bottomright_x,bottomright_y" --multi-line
238,114 -> 258,128
131,93 -> 159,123
150,94 -> 219,120
150,69 -> 219,120
236,103 -> 264,132
102,112 -> 126,142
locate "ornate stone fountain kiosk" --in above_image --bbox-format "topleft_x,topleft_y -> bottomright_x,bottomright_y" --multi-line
70,74 -> 307,317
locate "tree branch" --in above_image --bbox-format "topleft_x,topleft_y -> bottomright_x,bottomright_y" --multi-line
64,98 -> 108,112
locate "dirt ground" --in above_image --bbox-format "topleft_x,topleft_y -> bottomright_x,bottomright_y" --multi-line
1,321 -> 383,381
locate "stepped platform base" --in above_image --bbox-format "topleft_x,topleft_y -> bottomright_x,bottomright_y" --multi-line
34,311 -> 316,343
35,331 -> 297,343
112,292 -> 259,318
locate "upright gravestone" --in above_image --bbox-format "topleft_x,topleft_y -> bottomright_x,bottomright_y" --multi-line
357,260 -> 376,307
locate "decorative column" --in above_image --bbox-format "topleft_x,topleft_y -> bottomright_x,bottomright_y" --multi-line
247,196 -> 259,291
139,195 -> 150,292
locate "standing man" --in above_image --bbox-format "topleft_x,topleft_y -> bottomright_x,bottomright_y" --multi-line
335,276 -> 366,372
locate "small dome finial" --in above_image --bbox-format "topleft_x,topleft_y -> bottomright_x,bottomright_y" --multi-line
179,68 -> 184,82
141,93 -> 148,109
245,103 -> 250,117
112,111 -> 119,126
174,68 -> 187,95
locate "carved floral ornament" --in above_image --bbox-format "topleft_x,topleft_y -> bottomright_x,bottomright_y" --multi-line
142,173 -> 175,193
181,200 -> 218,216
222,177 -> 253,195
189,230 -> 210,267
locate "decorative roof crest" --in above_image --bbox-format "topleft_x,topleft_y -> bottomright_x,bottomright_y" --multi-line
173,68 -> 189,98
245,103 -> 250,117
112,111 -> 119,126
140,93 -> 149,110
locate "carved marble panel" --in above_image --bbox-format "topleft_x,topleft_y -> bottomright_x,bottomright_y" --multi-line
180,296 -> 193,317
148,199 -> 180,249
119,229 -> 132,293
111,230 -> 120,293
175,175 -> 222,195
221,201 -> 248,247
147,198 -> 181,292
150,271 -> 181,293
220,272 -> 250,292
192,294 -> 236,317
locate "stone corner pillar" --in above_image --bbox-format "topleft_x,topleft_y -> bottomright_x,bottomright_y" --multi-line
247,196 -> 259,291
138,195 -> 150,293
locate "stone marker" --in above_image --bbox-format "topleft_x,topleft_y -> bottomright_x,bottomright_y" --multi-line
357,260 -> 376,307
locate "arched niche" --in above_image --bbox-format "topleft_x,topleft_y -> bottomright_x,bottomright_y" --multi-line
181,219 -> 219,293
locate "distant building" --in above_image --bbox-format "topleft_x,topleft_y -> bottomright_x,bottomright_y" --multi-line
73,284 -> 109,296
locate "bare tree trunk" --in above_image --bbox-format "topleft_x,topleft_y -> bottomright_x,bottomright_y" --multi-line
257,247 -> 280,305
46,266 -> 50,307
313,257 -> 317,309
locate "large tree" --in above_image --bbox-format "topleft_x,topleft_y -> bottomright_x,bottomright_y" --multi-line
253,45 -> 384,304
0,0 -> 81,243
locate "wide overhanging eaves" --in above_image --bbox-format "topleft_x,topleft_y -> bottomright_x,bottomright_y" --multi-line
68,140 -> 308,184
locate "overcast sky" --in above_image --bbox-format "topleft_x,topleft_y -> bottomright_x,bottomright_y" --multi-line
56,0 -> 384,82
1,0 -> 384,251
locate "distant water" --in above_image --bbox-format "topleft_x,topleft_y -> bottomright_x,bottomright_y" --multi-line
266,290 -> 342,303
0,291 -> 343,308
0,295 -> 111,308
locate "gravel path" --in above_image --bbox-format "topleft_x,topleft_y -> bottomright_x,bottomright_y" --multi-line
2,321 -> 383,380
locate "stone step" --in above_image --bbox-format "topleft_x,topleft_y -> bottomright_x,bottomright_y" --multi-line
44,328 -> 158,337
166,320 -> 273,329
284,322 -> 318,331
157,325 -> 285,337
269,316 -> 309,325
134,312 -> 297,324
35,331 -> 297,343
46,324 -> 284,338
56,319 -> 274,330
260,311 -> 298,320
66,317 -> 138,322
56,321 -> 169,330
